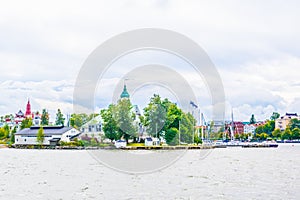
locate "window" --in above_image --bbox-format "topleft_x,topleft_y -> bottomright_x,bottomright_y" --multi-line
96,125 -> 102,132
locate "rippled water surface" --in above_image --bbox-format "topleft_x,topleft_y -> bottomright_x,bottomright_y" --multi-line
0,144 -> 299,200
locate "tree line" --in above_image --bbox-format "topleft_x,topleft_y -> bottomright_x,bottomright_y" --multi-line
101,94 -> 198,145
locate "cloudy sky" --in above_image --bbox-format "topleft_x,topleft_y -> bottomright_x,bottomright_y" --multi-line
0,0 -> 299,122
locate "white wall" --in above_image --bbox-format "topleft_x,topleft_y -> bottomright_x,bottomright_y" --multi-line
15,135 -> 54,145
61,128 -> 81,142
15,128 -> 80,145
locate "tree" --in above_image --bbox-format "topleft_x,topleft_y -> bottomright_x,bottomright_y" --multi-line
0,127 -> 9,139
36,127 -> 45,146
41,109 -> 49,126
116,98 -> 137,142
10,126 -> 17,144
270,112 -> 280,121
256,133 -> 268,140
143,95 -> 167,138
70,113 -> 93,129
272,129 -> 281,139
165,103 -> 182,131
255,120 -> 275,136
292,128 -> 300,140
165,127 -> 179,145
289,118 -> 300,130
55,109 -> 65,126
179,112 -> 195,144
250,114 -> 256,124
20,118 -> 33,130
101,104 -> 120,141
282,128 -> 292,140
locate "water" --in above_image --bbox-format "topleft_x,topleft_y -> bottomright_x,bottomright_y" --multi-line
0,144 -> 299,200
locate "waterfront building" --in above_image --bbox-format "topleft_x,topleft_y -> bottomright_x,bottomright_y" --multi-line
224,121 -> 245,136
79,115 -> 104,142
14,110 -> 25,125
32,111 -> 41,126
15,126 -> 80,146
275,113 -> 300,131
209,120 -> 225,133
244,124 -> 257,134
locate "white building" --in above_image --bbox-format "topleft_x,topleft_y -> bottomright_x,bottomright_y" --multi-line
79,115 -> 104,142
15,126 -> 81,146
145,137 -> 160,146
244,124 -> 256,134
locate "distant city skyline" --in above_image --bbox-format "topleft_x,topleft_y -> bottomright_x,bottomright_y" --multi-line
1,0 -> 300,122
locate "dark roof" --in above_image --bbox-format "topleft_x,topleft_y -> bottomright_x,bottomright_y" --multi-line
15,126 -> 74,136
49,138 -> 61,142
16,110 -> 24,116
286,113 -> 298,116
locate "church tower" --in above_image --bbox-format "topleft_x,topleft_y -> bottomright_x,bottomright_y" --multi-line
25,99 -> 32,118
120,85 -> 130,99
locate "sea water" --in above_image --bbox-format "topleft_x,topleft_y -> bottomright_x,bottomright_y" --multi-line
0,144 -> 299,200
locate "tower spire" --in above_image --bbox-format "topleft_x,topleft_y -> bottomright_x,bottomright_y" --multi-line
25,99 -> 32,118
120,84 -> 130,99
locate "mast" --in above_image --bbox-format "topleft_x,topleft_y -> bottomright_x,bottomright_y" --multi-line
231,109 -> 235,141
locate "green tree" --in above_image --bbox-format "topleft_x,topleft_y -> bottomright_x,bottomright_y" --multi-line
101,104 -> 120,141
36,127 -> 45,146
255,120 -> 275,136
20,118 -> 33,130
165,103 -> 182,131
70,113 -> 93,129
2,124 -> 10,138
282,128 -> 292,140
250,114 -> 256,124
165,127 -> 179,145
194,134 -> 202,145
270,112 -> 280,120
256,133 -> 268,140
143,94 -> 167,138
179,112 -> 195,144
292,128 -> 300,140
41,109 -> 49,126
10,126 -> 17,144
272,128 -> 281,139
116,98 -> 137,143
55,109 -> 65,126
289,118 -> 300,130
0,128 -> 7,139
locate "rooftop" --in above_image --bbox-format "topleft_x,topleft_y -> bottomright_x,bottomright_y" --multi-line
15,126 -> 74,136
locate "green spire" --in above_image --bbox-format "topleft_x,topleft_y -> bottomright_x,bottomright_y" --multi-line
120,85 -> 130,99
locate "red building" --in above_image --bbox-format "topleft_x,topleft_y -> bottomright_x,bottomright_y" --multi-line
225,121 -> 245,135
14,99 -> 33,124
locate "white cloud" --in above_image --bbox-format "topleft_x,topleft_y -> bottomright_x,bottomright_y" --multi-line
0,0 -> 299,121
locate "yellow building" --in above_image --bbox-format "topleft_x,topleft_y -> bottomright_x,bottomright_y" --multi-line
275,113 -> 299,131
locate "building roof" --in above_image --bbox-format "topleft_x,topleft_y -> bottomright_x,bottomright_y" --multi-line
16,110 -> 24,116
120,85 -> 130,99
15,126 -> 74,136
286,113 -> 298,116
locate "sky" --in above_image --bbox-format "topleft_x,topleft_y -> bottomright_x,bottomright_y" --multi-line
0,0 -> 300,122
